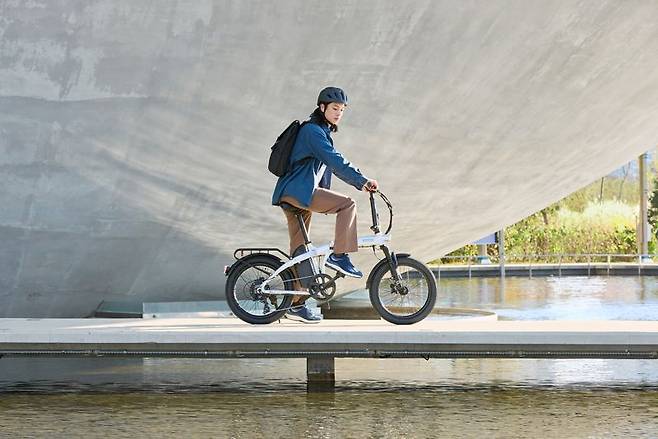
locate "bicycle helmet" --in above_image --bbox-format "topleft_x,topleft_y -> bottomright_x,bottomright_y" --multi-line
317,87 -> 348,106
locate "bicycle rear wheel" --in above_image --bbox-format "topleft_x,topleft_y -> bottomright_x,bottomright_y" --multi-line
369,256 -> 437,324
225,255 -> 294,324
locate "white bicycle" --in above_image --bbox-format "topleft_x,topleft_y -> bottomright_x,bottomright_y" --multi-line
223,191 -> 437,325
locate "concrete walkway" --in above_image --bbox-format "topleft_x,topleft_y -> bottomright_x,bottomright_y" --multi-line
1,318 -> 658,359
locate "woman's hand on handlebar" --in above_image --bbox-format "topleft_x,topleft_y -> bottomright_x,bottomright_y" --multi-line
362,179 -> 379,192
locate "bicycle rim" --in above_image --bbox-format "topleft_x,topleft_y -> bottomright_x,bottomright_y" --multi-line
375,261 -> 432,319
231,263 -> 290,318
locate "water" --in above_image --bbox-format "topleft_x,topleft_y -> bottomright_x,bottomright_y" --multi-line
440,275 -> 658,320
2,384 -> 658,437
2,276 -> 658,437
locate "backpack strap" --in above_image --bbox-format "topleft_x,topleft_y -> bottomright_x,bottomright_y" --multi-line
289,120 -> 314,169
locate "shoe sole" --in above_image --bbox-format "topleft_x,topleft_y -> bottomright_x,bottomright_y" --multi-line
284,313 -> 322,323
325,261 -> 363,278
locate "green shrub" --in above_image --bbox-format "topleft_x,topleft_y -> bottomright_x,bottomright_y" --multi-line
434,200 -> 646,264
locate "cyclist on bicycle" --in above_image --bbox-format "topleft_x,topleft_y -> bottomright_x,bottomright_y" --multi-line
272,86 -> 378,322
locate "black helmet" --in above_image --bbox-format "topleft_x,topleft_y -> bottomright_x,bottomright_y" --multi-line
317,87 -> 348,106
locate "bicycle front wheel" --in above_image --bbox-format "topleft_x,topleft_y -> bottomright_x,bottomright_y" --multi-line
369,256 -> 437,325
225,255 -> 295,324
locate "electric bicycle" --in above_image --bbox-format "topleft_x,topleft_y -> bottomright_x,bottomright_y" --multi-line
223,191 -> 437,325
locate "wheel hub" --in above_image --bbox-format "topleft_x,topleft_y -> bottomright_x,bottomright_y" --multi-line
391,281 -> 409,296
247,277 -> 267,300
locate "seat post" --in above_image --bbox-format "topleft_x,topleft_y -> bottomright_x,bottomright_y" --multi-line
296,213 -> 311,245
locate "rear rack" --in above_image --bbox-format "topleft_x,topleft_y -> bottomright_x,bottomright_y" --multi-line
233,248 -> 290,260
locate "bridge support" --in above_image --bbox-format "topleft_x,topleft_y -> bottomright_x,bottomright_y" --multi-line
307,356 -> 335,391
639,152 -> 652,263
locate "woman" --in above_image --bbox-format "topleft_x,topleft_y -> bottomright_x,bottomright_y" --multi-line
272,87 -> 378,322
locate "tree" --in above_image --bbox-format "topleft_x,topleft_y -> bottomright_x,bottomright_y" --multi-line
599,177 -> 605,203
618,163 -> 630,200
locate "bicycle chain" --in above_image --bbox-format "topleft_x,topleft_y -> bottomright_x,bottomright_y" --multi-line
255,272 -> 340,315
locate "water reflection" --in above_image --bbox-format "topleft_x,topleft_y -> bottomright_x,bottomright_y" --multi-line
1,373 -> 658,437
4,357 -> 658,393
439,275 -> 658,320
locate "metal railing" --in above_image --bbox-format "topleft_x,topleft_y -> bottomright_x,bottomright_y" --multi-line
431,253 -> 658,278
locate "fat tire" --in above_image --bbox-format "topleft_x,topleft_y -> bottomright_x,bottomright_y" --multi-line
225,255 -> 295,324
369,256 -> 437,325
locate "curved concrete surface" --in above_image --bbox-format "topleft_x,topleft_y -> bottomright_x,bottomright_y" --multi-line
2,1 -> 658,316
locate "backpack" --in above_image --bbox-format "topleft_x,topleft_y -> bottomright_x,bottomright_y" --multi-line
268,120 -> 307,177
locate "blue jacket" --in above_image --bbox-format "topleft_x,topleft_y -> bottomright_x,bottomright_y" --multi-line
272,121 -> 368,207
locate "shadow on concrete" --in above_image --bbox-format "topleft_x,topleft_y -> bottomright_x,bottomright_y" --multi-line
0,97 -> 295,317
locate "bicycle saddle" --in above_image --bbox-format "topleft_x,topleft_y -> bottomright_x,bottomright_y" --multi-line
279,202 -> 308,216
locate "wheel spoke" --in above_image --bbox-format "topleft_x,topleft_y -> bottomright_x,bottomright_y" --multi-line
379,265 -> 430,317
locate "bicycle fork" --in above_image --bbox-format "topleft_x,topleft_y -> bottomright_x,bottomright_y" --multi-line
380,245 -> 402,282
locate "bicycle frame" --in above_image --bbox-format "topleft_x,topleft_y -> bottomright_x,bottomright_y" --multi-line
257,233 -> 392,296
257,191 -> 395,297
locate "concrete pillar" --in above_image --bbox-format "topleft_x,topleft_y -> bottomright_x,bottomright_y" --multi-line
307,356 -> 335,391
498,229 -> 506,279
639,153 -> 652,262
477,244 -> 491,264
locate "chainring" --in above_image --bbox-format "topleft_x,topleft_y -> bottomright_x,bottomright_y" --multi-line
308,273 -> 337,300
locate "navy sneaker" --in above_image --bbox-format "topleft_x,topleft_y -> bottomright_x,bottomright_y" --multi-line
285,304 -> 322,323
325,253 -> 363,278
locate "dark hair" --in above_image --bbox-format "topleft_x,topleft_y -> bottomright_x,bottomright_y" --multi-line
309,106 -> 338,133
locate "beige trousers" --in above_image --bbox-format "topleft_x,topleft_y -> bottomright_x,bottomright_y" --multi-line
280,188 -> 358,304
280,188 -> 358,255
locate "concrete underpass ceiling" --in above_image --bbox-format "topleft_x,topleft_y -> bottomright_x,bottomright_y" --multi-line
1,1 -> 658,315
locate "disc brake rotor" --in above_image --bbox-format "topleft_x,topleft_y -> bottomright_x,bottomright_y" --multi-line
243,277 -> 281,314
390,281 -> 409,296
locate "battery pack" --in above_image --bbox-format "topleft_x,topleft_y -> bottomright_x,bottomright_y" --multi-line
292,245 -> 316,288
